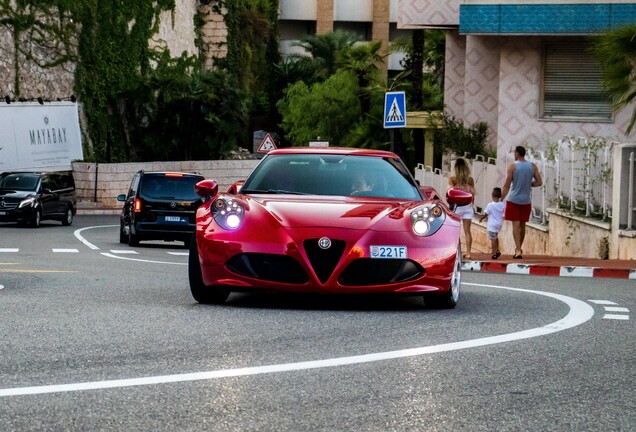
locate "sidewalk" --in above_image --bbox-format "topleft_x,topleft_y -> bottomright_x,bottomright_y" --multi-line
462,252 -> 636,280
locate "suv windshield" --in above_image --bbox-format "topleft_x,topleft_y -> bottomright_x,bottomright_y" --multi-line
139,174 -> 201,200
0,173 -> 39,191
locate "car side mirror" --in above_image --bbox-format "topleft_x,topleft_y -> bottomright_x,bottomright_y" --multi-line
116,194 -> 126,202
227,180 -> 245,195
446,187 -> 473,207
195,180 -> 219,198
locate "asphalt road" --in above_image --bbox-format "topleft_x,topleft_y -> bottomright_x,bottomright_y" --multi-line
1,216 -> 634,432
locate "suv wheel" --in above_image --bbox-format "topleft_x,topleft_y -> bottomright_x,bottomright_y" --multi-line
119,221 -> 128,244
30,209 -> 41,228
128,231 -> 140,246
61,207 -> 73,226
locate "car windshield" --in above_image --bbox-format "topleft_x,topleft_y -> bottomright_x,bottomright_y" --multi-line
0,173 -> 39,191
241,154 -> 421,200
140,174 -> 202,200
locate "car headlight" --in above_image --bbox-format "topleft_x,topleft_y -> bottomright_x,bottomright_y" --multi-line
18,197 -> 36,208
410,204 -> 445,236
212,197 -> 244,230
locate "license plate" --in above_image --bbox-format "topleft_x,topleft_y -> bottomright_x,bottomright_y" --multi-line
164,216 -> 182,222
370,245 -> 408,259
0,211 -> 5,215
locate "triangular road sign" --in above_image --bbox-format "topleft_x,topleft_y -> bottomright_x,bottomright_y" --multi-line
257,133 -> 277,153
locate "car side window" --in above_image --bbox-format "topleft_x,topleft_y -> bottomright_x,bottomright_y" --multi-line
129,173 -> 140,198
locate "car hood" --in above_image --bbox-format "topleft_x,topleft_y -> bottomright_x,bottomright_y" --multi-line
244,195 -> 424,231
0,190 -> 34,200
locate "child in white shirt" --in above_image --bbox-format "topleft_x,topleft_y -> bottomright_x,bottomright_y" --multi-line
480,187 -> 505,259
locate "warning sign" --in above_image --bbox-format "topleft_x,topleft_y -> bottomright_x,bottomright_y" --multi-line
257,133 -> 277,153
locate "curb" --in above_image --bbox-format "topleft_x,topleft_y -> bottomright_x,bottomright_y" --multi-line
76,208 -> 120,216
462,261 -> 636,280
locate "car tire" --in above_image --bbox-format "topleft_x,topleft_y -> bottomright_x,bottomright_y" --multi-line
30,209 -> 41,228
128,231 -> 139,246
425,243 -> 461,309
119,221 -> 128,244
61,207 -> 73,226
189,234 -> 230,304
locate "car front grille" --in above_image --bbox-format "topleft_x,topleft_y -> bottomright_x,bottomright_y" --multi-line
338,258 -> 424,286
0,199 -> 19,210
303,239 -> 346,284
226,253 -> 309,284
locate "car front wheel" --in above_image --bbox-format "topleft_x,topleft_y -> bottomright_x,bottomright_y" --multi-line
30,209 -> 41,228
425,244 -> 461,309
188,235 -> 230,304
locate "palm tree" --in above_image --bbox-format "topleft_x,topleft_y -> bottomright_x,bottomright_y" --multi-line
290,29 -> 359,83
336,40 -> 384,115
592,24 -> 636,134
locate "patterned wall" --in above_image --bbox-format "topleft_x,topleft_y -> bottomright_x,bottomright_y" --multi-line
444,33 -> 635,183
398,0 -> 459,28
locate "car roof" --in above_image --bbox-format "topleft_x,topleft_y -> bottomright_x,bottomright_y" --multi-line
140,171 -> 203,177
267,147 -> 400,159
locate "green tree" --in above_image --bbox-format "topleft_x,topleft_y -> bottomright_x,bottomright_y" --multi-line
592,24 -> 636,135
277,71 -> 361,145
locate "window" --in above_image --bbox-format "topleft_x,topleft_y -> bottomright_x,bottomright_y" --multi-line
541,43 -> 612,121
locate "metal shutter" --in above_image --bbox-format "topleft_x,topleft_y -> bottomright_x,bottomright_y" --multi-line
542,44 -> 612,120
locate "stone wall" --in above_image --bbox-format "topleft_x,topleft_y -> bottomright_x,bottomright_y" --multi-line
0,2 -> 205,101
72,159 -> 259,209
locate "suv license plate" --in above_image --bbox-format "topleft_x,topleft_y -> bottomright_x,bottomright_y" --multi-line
164,216 -> 182,222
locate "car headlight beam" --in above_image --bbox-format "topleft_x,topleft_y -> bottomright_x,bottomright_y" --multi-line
411,204 -> 445,236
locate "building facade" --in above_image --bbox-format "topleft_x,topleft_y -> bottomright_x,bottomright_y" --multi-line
398,0 -> 636,174
279,0 -> 410,74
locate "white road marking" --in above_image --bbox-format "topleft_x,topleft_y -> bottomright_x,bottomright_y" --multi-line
0,283 -> 594,397
603,314 -> 629,320
0,248 -> 19,253
73,225 -> 118,250
109,250 -> 139,255
604,306 -> 629,313
589,300 -> 617,305
167,252 -> 189,256
100,253 -> 187,266
0,285 -> 4,290
52,249 -> 79,253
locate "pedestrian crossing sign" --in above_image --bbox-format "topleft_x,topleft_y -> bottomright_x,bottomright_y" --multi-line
383,91 -> 406,128
257,133 -> 277,153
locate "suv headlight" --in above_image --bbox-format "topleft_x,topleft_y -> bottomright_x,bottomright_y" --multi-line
18,197 -> 36,208
410,204 -> 445,236
212,197 -> 244,230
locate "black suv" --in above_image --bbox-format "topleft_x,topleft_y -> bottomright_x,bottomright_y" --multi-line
0,171 -> 76,227
117,171 -> 205,246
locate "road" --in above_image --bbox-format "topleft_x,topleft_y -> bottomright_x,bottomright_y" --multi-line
1,216 -> 634,431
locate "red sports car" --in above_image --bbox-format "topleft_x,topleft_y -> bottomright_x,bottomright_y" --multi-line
189,147 -> 472,308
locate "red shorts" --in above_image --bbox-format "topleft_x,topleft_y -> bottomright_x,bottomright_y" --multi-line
504,201 -> 531,222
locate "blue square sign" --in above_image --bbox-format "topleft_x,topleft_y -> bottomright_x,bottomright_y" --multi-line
383,91 -> 406,128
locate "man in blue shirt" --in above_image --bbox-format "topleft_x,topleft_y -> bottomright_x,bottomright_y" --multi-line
502,145 -> 543,259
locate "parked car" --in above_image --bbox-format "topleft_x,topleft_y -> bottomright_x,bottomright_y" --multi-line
188,147 -> 472,308
117,171 -> 206,246
0,171 -> 76,227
